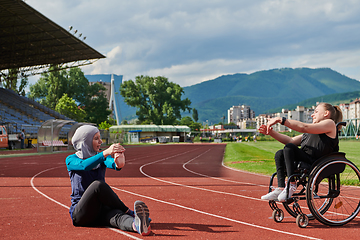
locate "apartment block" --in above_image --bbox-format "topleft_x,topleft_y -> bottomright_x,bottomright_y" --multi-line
227,104 -> 255,125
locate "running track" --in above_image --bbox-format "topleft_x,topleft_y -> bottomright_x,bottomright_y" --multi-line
1,144 -> 359,239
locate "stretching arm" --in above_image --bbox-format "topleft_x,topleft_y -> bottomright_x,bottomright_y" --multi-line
66,152 -> 107,171
258,125 -> 302,145
66,143 -> 126,171
267,117 -> 335,136
66,152 -> 122,171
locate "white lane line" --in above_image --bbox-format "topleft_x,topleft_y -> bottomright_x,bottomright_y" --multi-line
30,166 -> 70,209
125,149 -> 185,163
30,147 -> 321,240
30,166 -> 143,240
140,148 -> 264,201
182,149 -> 269,188
112,187 -> 321,240
137,147 -> 322,240
28,147 -> 201,240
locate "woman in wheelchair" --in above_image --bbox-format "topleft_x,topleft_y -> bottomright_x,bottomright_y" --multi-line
259,102 -> 343,202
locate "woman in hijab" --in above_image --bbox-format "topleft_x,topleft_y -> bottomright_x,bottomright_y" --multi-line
66,125 -> 151,236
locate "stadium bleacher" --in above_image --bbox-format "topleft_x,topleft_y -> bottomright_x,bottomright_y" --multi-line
0,87 -> 73,139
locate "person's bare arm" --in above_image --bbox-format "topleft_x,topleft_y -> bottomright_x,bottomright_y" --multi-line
267,117 -> 336,138
259,125 -> 302,145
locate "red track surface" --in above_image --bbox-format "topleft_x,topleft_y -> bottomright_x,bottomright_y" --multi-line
1,144 -> 360,239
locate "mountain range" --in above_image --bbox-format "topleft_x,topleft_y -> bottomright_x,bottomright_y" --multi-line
87,68 -> 360,125
182,68 -> 360,124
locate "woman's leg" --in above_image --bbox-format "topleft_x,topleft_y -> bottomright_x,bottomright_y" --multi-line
100,206 -> 134,231
283,143 -> 312,179
72,180 -> 130,226
261,149 -> 286,200
277,143 -> 313,202
274,149 -> 286,188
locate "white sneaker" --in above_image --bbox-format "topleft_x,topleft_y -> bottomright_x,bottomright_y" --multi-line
261,188 -> 283,200
278,184 -> 297,202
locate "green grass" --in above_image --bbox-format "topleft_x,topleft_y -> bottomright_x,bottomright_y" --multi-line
224,140 -> 360,176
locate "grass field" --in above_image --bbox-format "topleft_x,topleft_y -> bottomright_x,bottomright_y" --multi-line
223,140 -> 360,176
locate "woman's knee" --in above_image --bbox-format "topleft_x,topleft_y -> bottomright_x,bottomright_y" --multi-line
284,143 -> 298,150
90,180 -> 104,187
89,180 -> 109,192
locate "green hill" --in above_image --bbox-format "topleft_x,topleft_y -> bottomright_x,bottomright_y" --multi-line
268,91 -> 360,114
183,68 -> 360,124
101,68 -> 360,124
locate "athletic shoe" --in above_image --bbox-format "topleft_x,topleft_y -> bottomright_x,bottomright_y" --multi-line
261,187 -> 283,200
134,201 -> 151,236
127,209 -> 152,222
278,184 -> 297,202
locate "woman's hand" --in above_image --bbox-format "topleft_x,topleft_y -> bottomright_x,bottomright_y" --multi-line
103,143 -> 125,158
263,117 -> 283,134
266,117 -> 281,128
259,124 -> 273,135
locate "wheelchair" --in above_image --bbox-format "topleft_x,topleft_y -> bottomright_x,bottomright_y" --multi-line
265,122 -> 360,228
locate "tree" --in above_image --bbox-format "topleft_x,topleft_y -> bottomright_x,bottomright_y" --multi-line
120,75 -> 191,125
107,116 -> 117,125
179,116 -> 202,132
192,108 -> 198,122
29,65 -> 67,109
180,116 -> 194,126
189,122 -> 203,132
29,66 -> 111,124
17,76 -> 28,96
67,67 -> 92,105
83,82 -> 112,124
55,94 -> 86,122
99,120 -> 112,130
3,68 -> 28,96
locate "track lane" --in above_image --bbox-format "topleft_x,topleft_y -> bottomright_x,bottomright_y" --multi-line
2,144 -> 360,239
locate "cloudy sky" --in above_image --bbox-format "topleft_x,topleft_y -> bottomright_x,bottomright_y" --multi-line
26,0 -> 360,87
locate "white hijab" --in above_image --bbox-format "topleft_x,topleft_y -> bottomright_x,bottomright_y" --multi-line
72,125 -> 99,159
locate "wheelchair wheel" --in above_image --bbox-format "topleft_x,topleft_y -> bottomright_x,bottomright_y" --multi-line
283,198 -> 334,222
307,158 -> 360,226
272,209 -> 284,222
282,201 -> 315,220
296,214 -> 309,228
282,182 -> 316,220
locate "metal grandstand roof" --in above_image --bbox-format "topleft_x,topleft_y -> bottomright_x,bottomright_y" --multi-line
0,0 -> 105,76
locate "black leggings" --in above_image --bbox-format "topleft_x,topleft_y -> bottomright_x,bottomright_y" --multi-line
274,143 -> 312,188
72,180 -> 134,231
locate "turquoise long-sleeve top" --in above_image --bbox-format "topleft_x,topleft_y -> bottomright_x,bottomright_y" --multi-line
66,152 -> 121,219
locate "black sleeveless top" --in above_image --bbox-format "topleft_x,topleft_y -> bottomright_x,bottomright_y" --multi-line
300,133 -> 339,161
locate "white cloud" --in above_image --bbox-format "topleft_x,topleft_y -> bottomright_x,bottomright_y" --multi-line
26,0 -> 360,87
146,59 -> 244,86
